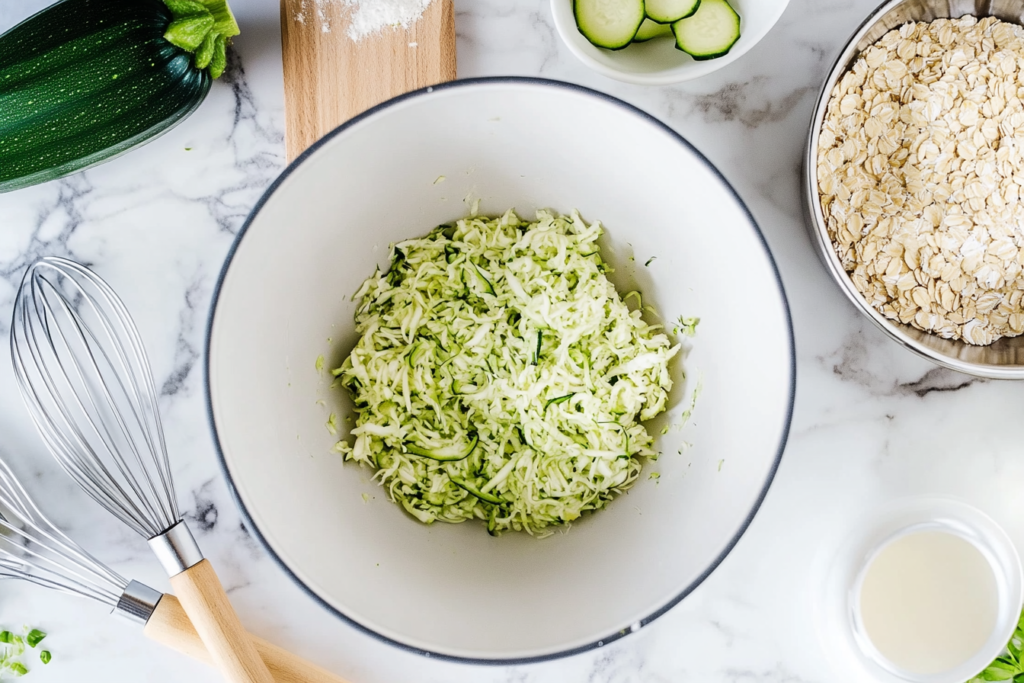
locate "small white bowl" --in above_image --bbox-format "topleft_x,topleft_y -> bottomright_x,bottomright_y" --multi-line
550,0 -> 791,85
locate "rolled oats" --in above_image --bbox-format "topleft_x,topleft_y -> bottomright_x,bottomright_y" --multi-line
817,15 -> 1024,345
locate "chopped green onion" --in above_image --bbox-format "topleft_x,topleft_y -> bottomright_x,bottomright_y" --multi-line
25,631 -> 44,649
39,651 -> 50,665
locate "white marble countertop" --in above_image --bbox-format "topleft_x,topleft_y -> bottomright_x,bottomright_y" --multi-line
2,0 -> 1024,681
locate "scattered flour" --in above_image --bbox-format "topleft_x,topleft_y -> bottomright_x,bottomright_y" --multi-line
344,0 -> 433,41
297,0 -> 434,41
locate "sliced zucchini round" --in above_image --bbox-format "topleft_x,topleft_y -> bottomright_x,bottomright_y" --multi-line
632,18 -> 673,42
671,0 -> 741,61
573,0 -> 645,50
645,0 -> 700,24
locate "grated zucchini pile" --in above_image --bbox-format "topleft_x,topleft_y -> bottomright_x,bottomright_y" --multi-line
333,209 -> 679,536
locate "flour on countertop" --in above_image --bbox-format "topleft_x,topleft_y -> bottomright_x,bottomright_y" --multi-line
296,0 -> 434,41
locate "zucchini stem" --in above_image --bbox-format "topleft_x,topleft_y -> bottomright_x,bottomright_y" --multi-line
162,0 -> 239,78
200,0 -> 241,37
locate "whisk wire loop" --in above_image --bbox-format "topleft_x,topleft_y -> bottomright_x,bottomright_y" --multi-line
39,283 -> 168,530
10,257 -> 181,540
0,458 -> 126,608
68,262 -> 178,525
15,288 -> 157,537
17,300 -> 155,537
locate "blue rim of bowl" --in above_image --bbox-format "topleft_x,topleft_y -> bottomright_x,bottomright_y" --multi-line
205,75 -> 797,665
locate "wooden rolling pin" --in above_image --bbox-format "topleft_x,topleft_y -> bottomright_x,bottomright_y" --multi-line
280,0 -> 457,160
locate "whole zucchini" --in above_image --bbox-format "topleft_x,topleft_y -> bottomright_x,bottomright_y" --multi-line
0,0 -> 239,193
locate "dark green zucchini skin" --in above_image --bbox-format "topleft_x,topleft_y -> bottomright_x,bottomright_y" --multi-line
0,0 -> 211,193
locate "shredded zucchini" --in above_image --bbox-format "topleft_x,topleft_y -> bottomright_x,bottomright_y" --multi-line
333,210 -> 680,535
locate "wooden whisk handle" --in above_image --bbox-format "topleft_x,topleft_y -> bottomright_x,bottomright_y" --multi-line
145,594 -> 349,683
168,559 -> 277,683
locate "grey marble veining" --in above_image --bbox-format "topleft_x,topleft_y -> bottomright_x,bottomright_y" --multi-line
1,0 -> 1023,681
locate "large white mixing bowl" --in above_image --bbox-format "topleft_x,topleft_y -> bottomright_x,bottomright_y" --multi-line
206,78 -> 794,662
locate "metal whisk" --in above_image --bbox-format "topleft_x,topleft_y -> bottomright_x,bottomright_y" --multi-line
0,457 -> 132,611
0,457 -> 346,683
10,256 -> 275,683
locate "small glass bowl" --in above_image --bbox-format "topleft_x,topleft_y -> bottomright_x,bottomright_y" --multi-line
815,498 -> 1023,683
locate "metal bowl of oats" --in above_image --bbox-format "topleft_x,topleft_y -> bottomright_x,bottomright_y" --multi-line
804,0 -> 1024,378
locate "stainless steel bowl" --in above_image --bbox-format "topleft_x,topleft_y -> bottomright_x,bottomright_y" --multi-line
803,0 -> 1024,379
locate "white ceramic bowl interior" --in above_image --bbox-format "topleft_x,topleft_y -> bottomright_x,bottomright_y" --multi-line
550,0 -> 791,84
207,79 -> 795,662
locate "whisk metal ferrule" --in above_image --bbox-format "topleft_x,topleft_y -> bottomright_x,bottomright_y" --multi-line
113,579 -> 162,625
148,521 -> 203,576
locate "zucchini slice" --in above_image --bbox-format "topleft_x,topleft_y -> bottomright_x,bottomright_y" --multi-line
544,394 -> 574,411
645,0 -> 700,24
405,434 -> 479,461
450,475 -> 504,504
671,0 -> 740,60
573,0 -> 645,50
632,18 -> 674,42
487,506 -> 500,535
407,341 -> 429,367
462,263 -> 495,295
471,263 -> 495,295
